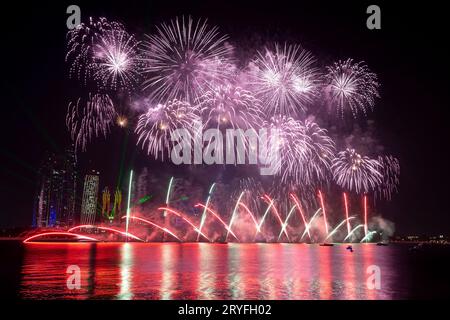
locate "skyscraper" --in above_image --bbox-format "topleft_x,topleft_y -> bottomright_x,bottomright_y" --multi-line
101,186 -> 111,220
112,188 -> 122,220
80,171 -> 100,225
32,148 -> 77,228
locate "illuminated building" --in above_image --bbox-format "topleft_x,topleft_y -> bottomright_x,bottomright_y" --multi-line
101,186 -> 122,222
101,187 -> 122,222
102,187 -> 111,220
80,170 -> 100,225
32,148 -> 77,227
113,188 -> 122,219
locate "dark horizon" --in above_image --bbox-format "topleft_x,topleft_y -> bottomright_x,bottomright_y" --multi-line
1,0 -> 449,235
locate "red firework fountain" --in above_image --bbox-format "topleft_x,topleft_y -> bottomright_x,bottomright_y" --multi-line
24,191 -> 374,244
364,195 -> 368,236
343,192 -> 351,236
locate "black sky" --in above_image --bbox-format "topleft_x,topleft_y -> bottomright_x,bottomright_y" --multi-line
0,0 -> 449,234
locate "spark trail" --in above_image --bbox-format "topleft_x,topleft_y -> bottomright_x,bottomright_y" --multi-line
195,204 -> 239,241
197,183 -> 216,241
226,192 -> 244,241
324,216 -> 355,241
123,216 -> 181,241
344,224 -> 364,242
290,194 -> 310,239
264,195 -> 289,240
318,190 -> 329,235
301,208 -> 322,240
360,230 -> 377,243
343,192 -> 351,236
158,207 -> 210,241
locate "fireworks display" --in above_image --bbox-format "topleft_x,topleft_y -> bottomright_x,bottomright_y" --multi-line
92,29 -> 142,92
66,17 -> 124,82
298,120 -> 335,185
141,16 -> 235,103
262,115 -> 311,185
66,93 -> 116,151
26,175 -> 381,243
199,84 -> 263,129
324,58 -> 380,118
376,155 -> 400,200
249,44 -> 320,117
135,99 -> 200,159
331,148 -> 383,194
64,15 -> 400,237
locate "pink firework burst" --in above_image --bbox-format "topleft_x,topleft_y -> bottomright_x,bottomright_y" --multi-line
199,84 -> 263,129
249,43 -> 320,117
331,148 -> 383,194
324,58 -> 380,118
135,99 -> 201,160
65,17 -> 124,82
66,93 -> 116,152
141,16 -> 235,103
92,29 -> 142,92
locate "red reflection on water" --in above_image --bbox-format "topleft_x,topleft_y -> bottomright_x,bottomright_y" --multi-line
20,242 -> 396,300
362,244 -> 377,300
318,246 -> 332,299
342,245 -> 357,300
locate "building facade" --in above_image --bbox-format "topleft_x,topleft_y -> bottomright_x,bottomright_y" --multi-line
80,171 -> 100,225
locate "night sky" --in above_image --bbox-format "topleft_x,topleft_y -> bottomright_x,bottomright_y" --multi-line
0,0 -> 448,235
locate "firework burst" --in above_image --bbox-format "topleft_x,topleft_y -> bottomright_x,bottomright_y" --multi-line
199,84 -> 263,129
141,16 -> 235,103
92,29 -> 142,92
331,148 -> 383,194
66,93 -> 116,151
262,116 -> 312,185
300,120 -> 335,185
249,43 -> 320,117
136,99 -> 201,159
66,17 -> 124,82
376,155 -> 400,200
324,58 -> 380,118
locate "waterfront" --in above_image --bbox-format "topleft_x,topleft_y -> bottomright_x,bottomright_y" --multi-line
1,241 -> 449,299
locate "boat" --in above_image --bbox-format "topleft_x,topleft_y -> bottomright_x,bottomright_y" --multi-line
376,242 -> 389,246
319,243 -> 334,246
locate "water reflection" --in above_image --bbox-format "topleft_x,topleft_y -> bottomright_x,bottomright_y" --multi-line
20,243 -> 403,299
118,243 -> 133,300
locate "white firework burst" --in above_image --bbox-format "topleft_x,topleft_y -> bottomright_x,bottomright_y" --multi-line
92,29 -> 142,92
141,16 -> 235,103
324,58 -> 380,118
66,93 -> 116,152
249,43 -> 320,116
331,148 -> 383,193
199,84 -> 263,129
136,99 -> 201,160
